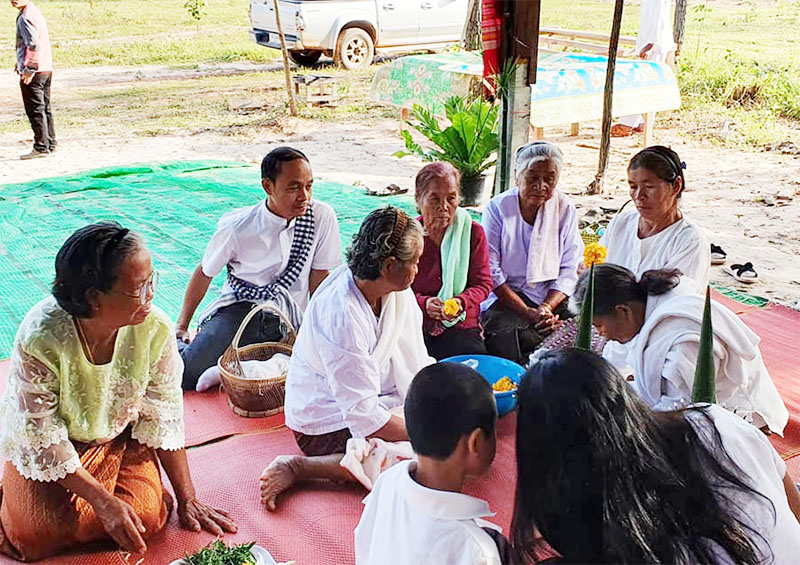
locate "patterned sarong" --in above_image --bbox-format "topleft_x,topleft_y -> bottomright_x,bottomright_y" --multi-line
0,431 -> 171,562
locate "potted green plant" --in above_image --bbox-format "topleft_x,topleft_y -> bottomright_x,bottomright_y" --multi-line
393,95 -> 499,206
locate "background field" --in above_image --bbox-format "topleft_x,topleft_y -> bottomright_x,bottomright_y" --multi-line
1,0 -> 799,147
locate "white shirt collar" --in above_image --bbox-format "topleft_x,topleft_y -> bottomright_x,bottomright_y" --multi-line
261,200 -> 297,229
397,460 -> 496,522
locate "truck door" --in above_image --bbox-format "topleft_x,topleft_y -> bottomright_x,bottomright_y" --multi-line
377,0 -> 419,46
417,0 -> 468,44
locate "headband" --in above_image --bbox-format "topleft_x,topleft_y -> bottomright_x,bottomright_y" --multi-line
386,209 -> 408,254
641,148 -> 686,179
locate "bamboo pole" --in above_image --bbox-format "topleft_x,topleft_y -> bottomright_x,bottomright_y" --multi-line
587,0 -> 624,195
273,0 -> 298,117
674,0 -> 688,58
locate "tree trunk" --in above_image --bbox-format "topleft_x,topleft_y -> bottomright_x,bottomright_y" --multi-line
674,0 -> 688,58
273,0 -> 298,117
462,0 -> 482,51
588,0 -> 624,195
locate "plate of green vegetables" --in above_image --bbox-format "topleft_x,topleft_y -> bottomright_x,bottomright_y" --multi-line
170,540 -> 277,565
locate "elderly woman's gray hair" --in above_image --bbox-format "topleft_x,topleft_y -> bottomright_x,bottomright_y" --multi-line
414,161 -> 462,202
515,141 -> 564,177
347,206 -> 424,280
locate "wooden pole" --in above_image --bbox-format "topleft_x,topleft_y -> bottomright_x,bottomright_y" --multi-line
462,0 -> 482,51
273,0 -> 298,117
587,0 -> 624,195
674,0 -> 688,58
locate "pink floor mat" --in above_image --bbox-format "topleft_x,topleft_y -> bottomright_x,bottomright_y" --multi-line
183,386 -> 285,447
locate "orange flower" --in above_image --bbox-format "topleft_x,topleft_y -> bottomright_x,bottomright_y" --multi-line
583,242 -> 608,267
443,298 -> 460,317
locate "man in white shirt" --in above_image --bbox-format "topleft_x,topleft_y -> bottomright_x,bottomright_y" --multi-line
354,362 -> 506,565
175,147 -> 342,389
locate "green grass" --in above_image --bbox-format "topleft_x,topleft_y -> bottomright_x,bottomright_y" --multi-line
2,0 -> 798,148
0,65 -> 395,138
0,0 -> 277,67
542,0 -> 800,148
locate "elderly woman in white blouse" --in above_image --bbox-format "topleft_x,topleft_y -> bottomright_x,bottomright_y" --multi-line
0,223 -> 235,562
260,207 -> 433,511
601,145 -> 710,285
480,142 -> 584,363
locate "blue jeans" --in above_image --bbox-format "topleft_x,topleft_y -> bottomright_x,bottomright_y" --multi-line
178,301 -> 282,390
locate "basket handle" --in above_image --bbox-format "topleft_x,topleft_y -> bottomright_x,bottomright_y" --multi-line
231,302 -> 297,350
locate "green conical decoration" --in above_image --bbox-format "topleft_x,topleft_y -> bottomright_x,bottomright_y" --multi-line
691,287 -> 716,404
575,263 -> 595,350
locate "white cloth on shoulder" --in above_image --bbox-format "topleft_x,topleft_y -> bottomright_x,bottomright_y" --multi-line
526,190 -> 569,285
628,279 -> 788,435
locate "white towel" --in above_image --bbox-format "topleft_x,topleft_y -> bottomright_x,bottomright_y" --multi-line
372,286 -> 435,399
526,190 -> 567,285
630,289 -> 788,435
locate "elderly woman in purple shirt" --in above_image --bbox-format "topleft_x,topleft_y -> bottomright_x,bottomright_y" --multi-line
480,142 -> 584,363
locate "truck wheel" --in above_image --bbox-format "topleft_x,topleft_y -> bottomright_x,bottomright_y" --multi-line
335,28 -> 374,70
289,50 -> 322,67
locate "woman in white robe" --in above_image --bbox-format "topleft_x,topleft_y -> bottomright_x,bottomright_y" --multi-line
260,207 -> 434,510
601,146 -> 710,370
573,264 -> 788,435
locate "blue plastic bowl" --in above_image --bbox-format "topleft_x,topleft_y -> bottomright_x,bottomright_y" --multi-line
440,354 -> 526,416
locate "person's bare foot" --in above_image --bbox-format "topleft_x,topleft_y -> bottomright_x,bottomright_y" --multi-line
260,455 -> 301,511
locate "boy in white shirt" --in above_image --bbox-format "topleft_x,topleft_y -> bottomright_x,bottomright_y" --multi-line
354,362 -> 507,565
175,147 -> 342,389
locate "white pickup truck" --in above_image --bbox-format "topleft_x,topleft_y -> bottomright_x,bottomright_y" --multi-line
249,0 -> 469,70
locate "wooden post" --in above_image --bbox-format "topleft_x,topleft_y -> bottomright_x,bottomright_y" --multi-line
674,0 -> 688,59
462,0 -> 482,51
570,122 -> 580,137
642,112 -> 655,147
588,0 -> 624,195
273,0 -> 298,117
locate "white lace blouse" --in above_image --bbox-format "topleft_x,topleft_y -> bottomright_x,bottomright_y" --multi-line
0,297 -> 185,482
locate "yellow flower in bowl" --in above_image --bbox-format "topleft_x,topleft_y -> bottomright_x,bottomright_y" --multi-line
443,298 -> 461,317
583,242 -> 608,267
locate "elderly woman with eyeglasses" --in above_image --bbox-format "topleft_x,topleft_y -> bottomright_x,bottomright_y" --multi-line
480,142 -> 584,364
0,222 -> 236,562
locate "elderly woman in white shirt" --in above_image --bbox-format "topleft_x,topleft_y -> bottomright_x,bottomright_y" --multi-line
259,207 -> 434,510
573,264 -> 788,435
601,145 -> 710,286
480,142 -> 584,363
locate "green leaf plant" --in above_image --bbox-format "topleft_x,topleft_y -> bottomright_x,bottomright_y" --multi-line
393,95 -> 499,180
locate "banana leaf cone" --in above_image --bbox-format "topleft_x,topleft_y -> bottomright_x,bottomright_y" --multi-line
574,263 -> 595,350
691,287 -> 716,404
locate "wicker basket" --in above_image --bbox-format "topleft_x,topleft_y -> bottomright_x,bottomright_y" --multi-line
218,303 -> 296,418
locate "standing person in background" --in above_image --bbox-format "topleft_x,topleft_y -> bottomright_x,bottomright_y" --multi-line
611,0 -> 676,137
12,0 -> 56,159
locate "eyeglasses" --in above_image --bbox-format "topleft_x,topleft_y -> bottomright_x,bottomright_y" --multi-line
115,271 -> 159,305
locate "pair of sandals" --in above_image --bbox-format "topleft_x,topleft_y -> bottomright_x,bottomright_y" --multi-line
712,244 -> 759,284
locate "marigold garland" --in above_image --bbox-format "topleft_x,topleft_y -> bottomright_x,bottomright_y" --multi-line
583,242 -> 608,267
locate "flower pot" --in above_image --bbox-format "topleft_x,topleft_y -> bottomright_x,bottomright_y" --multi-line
460,174 -> 486,207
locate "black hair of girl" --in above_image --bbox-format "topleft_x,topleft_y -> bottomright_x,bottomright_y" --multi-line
52,222 -> 141,318
511,348 -> 772,564
629,145 -> 686,196
346,206 -> 422,281
572,264 -> 682,316
260,146 -> 309,182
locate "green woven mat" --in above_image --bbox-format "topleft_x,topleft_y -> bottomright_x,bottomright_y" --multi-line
0,161 -> 417,358
710,282 -> 769,308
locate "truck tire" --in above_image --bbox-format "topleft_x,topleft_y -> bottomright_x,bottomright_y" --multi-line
289,50 -> 322,67
334,28 -> 375,70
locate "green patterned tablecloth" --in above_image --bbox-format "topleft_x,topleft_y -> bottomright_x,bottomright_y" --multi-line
371,50 -> 681,126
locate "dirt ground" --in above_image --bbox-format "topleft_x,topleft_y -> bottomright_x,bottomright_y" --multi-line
2,64 -> 799,307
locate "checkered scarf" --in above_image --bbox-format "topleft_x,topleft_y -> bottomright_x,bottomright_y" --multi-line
227,205 -> 315,301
